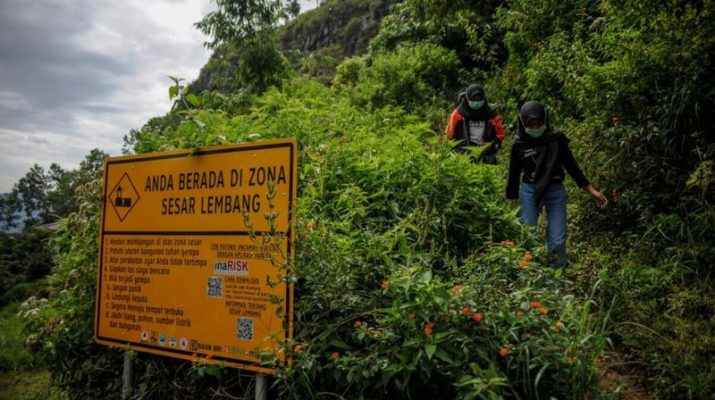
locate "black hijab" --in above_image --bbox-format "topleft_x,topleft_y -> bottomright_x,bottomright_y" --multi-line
515,101 -> 564,203
457,84 -> 496,120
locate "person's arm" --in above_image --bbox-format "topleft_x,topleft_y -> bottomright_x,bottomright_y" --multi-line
506,144 -> 521,201
489,115 -> 505,141
446,111 -> 462,140
561,139 -> 609,208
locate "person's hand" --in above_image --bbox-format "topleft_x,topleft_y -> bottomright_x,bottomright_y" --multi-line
586,185 -> 608,209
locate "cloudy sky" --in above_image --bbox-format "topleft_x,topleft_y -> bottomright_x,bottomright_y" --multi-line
0,0 -> 315,193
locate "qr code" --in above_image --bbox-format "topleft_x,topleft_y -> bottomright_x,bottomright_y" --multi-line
236,318 -> 254,341
207,276 -> 223,298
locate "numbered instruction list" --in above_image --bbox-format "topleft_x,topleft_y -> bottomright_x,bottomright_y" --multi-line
97,235 -> 284,358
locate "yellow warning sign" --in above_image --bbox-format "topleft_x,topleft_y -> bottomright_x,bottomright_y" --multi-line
95,138 -> 297,374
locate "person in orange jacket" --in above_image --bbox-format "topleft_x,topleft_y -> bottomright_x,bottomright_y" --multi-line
445,84 -> 506,164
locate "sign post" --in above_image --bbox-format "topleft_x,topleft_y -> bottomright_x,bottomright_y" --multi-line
95,138 -> 297,376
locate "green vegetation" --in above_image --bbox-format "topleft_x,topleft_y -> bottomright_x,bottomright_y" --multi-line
0,370 -> 63,400
3,0 -> 713,398
0,303 -> 33,372
0,304 -> 64,400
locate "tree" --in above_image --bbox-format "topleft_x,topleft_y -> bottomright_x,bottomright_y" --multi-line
195,0 -> 290,94
195,0 -> 289,50
14,164 -> 52,225
0,193 -> 21,230
0,149 -> 109,231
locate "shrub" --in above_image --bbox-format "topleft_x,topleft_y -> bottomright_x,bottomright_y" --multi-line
335,43 -> 461,113
24,78 -> 605,398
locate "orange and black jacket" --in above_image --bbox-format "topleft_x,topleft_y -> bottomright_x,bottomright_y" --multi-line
446,106 -> 505,162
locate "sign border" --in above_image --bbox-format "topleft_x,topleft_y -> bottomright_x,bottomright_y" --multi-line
94,138 -> 296,375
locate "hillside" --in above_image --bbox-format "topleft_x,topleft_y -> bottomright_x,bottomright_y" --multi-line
190,0 -> 397,94
6,0 -> 714,399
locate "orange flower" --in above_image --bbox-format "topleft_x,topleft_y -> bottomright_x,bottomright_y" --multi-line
530,301 -> 542,309
554,322 -> 564,331
423,322 -> 434,336
523,252 -> 533,261
354,320 -> 362,328
461,306 -> 471,316
331,351 -> 340,358
519,260 -> 529,268
381,280 -> 390,290
472,312 -> 483,323
306,222 -> 314,230
499,347 -> 509,357
538,307 -> 548,316
516,310 -> 525,317
293,344 -> 303,353
499,240 -> 507,246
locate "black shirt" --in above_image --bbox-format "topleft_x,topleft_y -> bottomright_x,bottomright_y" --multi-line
506,133 -> 589,199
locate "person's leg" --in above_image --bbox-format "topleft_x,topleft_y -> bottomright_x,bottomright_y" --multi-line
543,183 -> 568,268
519,183 -> 540,228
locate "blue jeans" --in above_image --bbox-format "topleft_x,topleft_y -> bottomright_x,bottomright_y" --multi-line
519,182 -> 568,268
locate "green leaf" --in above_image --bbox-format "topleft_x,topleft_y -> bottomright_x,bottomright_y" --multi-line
421,270 -> 432,283
328,336 -> 351,350
535,363 -> 550,388
169,85 -> 178,99
425,343 -> 436,360
186,93 -> 200,107
434,348 -> 453,364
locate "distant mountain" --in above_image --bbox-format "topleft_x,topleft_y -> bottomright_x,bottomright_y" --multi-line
190,0 -> 398,94
280,0 -> 397,56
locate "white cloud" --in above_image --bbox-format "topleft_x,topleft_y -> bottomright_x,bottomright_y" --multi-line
0,0 -> 322,193
0,0 -> 212,192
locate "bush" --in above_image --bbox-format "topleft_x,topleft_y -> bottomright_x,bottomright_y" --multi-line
24,78 -> 606,398
0,303 -> 34,372
496,1 -> 715,396
334,43 -> 461,113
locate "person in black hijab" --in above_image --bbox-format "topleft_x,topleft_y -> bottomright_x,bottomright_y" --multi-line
506,101 -> 608,267
446,84 -> 505,164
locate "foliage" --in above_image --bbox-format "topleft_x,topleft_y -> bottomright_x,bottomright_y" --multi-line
23,78 -> 607,398
18,0 -> 715,398
0,150 -> 107,310
0,150 -> 107,230
0,369 -> 65,400
370,0 -> 505,78
334,42 -> 461,113
238,35 -> 290,93
195,0 -> 293,50
0,303 -> 34,372
495,0 -> 715,397
194,0 -> 294,96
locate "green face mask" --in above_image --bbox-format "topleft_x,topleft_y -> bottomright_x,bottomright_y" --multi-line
468,100 -> 485,109
525,125 -> 546,138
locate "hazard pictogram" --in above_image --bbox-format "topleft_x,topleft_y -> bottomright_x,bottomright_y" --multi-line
108,173 -> 140,221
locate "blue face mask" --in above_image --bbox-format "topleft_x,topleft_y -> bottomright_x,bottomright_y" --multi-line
525,125 -> 546,138
468,100 -> 485,109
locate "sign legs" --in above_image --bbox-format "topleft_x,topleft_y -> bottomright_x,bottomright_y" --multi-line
256,373 -> 267,400
122,350 -> 134,400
